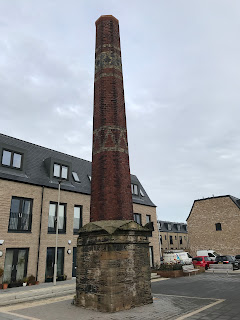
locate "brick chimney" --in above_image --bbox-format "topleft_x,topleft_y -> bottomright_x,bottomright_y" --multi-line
90,15 -> 133,221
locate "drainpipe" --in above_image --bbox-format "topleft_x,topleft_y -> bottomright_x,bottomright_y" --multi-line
36,186 -> 44,281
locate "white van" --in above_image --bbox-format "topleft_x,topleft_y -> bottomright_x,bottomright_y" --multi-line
176,252 -> 192,265
197,250 -> 220,261
162,251 -> 192,265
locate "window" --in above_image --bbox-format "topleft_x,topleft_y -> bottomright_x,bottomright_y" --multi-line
179,236 -> 182,245
215,223 -> 222,231
175,236 -> 177,240
177,224 -> 181,231
8,197 -> 33,232
53,163 -> 68,179
146,215 -> 151,223
170,236 -> 173,244
2,149 -> 22,169
168,223 -> 172,231
134,213 -> 142,225
73,206 -> 82,234
160,235 -> 162,244
140,189 -> 145,197
48,202 -> 66,233
165,235 -> 167,240
149,246 -> 154,268
131,184 -> 138,195
88,175 -> 91,181
72,172 -> 80,182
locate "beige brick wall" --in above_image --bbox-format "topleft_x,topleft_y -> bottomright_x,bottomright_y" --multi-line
160,232 -> 188,252
133,204 -> 160,266
187,197 -> 240,256
0,179 -> 159,282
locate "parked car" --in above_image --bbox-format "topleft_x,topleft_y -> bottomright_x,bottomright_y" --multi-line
215,255 -> 239,270
192,256 -> 214,270
235,255 -> 240,267
197,250 -> 220,261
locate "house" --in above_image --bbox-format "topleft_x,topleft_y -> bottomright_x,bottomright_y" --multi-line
187,195 -> 240,256
0,133 -> 160,284
157,220 -> 188,255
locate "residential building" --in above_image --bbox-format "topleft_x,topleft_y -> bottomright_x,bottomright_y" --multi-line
158,220 -> 188,255
0,133 -> 160,284
187,195 -> 240,256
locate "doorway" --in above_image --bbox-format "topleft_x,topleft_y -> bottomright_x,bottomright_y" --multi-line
3,248 -> 29,283
45,247 -> 64,282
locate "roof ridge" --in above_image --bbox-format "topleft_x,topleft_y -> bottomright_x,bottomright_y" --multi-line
0,132 -> 91,163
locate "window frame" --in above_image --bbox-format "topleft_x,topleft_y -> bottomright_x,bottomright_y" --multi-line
134,213 -> 142,225
48,202 -> 67,234
53,163 -> 69,180
8,197 -> 33,233
131,184 -> 138,195
73,205 -> 83,234
215,223 -> 222,231
146,215 -> 151,224
1,149 -> 23,170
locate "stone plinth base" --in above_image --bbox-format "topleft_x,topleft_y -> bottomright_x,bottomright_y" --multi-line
76,220 -> 153,312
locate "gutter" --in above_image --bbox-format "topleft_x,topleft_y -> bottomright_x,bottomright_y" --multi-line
36,186 -> 44,281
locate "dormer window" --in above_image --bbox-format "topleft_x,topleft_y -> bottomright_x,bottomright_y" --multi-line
140,189 -> 145,197
131,184 -> 138,195
1,149 -> 22,169
177,224 -> 181,231
53,163 -> 68,179
168,223 -> 172,231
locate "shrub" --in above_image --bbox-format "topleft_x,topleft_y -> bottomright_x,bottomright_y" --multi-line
27,275 -> 36,285
157,263 -> 183,271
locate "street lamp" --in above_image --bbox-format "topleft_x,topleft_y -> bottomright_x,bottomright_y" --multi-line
53,180 -> 61,286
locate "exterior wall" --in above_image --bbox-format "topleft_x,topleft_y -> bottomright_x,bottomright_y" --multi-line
0,179 -> 158,282
160,231 -> 188,252
133,203 -> 160,266
188,197 -> 240,256
0,179 -> 42,278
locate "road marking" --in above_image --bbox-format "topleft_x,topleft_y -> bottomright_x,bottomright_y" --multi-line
154,293 -> 221,300
0,311 -> 40,320
151,278 -> 170,282
176,299 -> 225,319
0,294 -> 74,312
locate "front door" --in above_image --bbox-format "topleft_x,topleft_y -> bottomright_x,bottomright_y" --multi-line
72,247 -> 77,277
45,247 -> 64,282
3,248 -> 29,283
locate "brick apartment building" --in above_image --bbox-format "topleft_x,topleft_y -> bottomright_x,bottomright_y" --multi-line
158,220 -> 188,255
187,195 -> 240,256
0,133 -> 160,284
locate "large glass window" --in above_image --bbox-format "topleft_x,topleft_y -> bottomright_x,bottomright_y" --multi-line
48,202 -> 66,233
53,163 -> 68,179
2,150 -> 22,169
134,213 -> 142,225
73,206 -> 82,234
8,197 -> 33,232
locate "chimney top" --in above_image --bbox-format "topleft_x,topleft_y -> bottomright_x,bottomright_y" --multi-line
95,15 -> 119,25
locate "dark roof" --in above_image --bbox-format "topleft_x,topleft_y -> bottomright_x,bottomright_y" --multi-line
186,195 -> 240,221
0,133 -> 156,207
157,220 -> 188,233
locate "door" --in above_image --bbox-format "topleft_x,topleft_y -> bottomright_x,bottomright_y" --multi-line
72,247 -> 77,277
45,247 -> 64,282
3,248 -> 29,283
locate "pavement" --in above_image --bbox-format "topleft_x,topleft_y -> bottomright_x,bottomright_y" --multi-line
0,272 -> 240,319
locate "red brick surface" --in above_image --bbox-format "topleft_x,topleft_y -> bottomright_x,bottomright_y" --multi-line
90,15 -> 133,221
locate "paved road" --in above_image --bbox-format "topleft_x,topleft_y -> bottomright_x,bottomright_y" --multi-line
0,273 -> 239,319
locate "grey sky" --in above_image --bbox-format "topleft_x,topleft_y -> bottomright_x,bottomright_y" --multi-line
1,1 -> 240,222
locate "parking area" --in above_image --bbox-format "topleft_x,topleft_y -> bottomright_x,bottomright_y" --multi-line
0,273 -> 239,319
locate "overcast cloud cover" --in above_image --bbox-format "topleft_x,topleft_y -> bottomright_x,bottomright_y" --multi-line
0,1 -> 240,222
